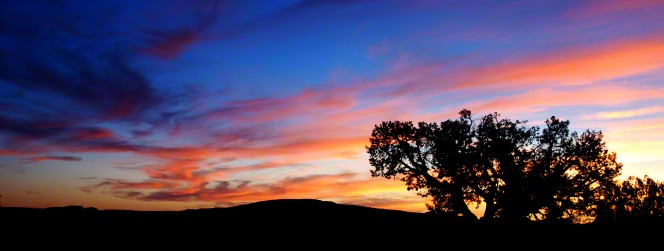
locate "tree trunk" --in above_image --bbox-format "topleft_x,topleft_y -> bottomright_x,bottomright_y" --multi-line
483,198 -> 497,221
452,188 -> 478,221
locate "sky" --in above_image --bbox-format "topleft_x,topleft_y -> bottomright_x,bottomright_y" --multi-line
1,0 -> 663,213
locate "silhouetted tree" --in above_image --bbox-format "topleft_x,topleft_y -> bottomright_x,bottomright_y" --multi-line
596,176 -> 664,223
528,117 -> 622,223
367,109 -> 622,223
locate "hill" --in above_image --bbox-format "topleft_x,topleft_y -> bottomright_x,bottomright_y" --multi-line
5,199 -> 655,242
1,199 -> 468,229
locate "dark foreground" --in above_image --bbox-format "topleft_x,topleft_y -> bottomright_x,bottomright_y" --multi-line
2,199 -> 659,234
2,199 -> 467,228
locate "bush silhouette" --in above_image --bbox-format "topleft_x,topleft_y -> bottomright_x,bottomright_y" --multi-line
367,109 -> 627,223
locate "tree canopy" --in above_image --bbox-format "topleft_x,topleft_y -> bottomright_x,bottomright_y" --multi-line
367,109 -> 624,223
596,175 -> 664,223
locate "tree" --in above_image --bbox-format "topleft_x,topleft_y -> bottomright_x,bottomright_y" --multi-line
596,176 -> 664,223
367,109 -> 622,223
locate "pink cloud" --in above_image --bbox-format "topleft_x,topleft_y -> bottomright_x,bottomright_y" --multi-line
143,29 -> 197,59
73,127 -> 114,140
204,87 -> 360,124
466,85 -> 664,115
0,149 -> 26,156
349,33 -> 664,103
140,1 -> 221,59
566,0 -> 664,18
21,155 -> 82,164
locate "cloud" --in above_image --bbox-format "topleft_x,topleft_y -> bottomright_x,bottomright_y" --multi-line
203,87 -> 359,124
84,159 -> 308,200
0,1 -> 212,153
142,28 -> 198,59
72,127 -> 115,140
26,191 -> 42,195
373,33 -> 664,98
185,172 -> 410,204
22,155 -> 82,164
608,125 -> 664,134
0,10 -> 166,157
340,196 -> 427,212
0,149 -> 26,156
583,106 -> 664,120
138,0 -> 372,60
222,136 -> 369,160
140,1 -> 223,59
566,0 -> 664,18
86,171 -> 420,210
485,35 -> 664,87
81,178 -> 178,193
466,85 -> 664,115
280,0 -> 371,14
0,47 -> 160,121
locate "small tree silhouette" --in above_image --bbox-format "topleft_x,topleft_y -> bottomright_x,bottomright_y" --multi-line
596,176 -> 664,223
367,109 -> 623,223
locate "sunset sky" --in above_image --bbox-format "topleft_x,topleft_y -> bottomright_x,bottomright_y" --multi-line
1,0 -> 663,213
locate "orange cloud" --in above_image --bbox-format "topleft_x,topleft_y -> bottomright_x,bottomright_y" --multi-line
341,197 -> 429,212
465,85 -> 664,116
90,171 -> 427,212
144,146 -> 219,159
456,35 -> 664,89
233,136 -> 368,160
195,173 -> 417,205
366,34 -> 664,99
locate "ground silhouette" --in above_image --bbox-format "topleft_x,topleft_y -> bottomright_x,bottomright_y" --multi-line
1,199 -> 471,229
3,198 -> 661,234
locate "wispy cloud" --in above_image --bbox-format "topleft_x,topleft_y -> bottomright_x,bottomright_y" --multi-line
26,191 -> 42,195
608,125 -> 664,134
583,106 -> 664,120
370,33 -> 664,98
467,86 -> 664,115
22,156 -> 82,164
86,171 -> 420,210
140,1 -> 223,59
566,0 -> 664,18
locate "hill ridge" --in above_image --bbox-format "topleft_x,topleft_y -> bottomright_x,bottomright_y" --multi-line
2,198 -> 470,228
